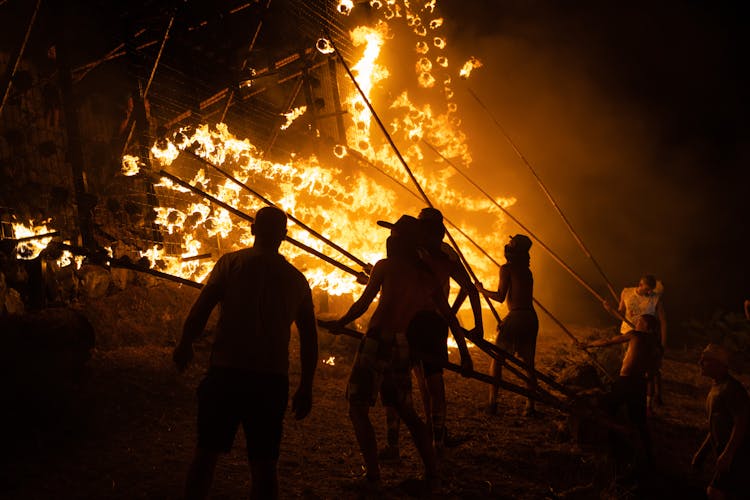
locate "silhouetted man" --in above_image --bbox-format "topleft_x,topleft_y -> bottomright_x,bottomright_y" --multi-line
477,234 -> 538,416
692,344 -> 750,500
321,215 -> 472,494
173,206 -> 318,500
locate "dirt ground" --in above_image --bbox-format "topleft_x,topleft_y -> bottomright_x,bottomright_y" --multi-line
0,282 -> 738,499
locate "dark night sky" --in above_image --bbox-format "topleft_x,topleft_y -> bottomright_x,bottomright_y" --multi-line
436,1 -> 749,330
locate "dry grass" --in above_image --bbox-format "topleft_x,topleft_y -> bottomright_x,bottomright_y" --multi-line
2,283 -> 741,499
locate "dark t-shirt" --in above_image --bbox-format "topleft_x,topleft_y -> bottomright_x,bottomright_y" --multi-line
203,248 -> 313,375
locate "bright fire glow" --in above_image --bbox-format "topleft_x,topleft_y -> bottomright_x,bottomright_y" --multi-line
12,221 -> 54,260
122,155 -> 141,176
280,105 -> 307,130
337,0 -> 354,15
459,56 -> 483,79
121,1 -> 516,317
323,356 -> 336,366
316,38 -> 334,55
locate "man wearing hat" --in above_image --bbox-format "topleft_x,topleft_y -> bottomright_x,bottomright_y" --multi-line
692,344 -> 750,499
379,208 -> 484,458
320,213 -> 472,493
477,233 -> 538,416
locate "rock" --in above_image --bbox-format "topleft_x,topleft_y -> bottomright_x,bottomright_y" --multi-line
558,363 -> 603,390
0,307 -> 95,436
5,287 -> 24,315
78,264 -> 111,298
111,267 -> 131,290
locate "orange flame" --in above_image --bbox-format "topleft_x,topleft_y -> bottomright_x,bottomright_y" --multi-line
122,1 -> 516,315
280,106 -> 307,131
459,56 -> 483,79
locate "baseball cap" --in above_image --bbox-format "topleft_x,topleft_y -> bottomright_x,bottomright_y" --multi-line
508,234 -> 532,252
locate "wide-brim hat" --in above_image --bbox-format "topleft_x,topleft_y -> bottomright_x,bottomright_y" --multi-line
377,215 -> 420,236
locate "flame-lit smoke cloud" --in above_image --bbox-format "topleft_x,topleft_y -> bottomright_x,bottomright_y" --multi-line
440,1 -> 750,324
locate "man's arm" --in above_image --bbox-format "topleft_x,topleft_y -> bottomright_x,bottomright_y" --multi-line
657,299 -> 667,348
745,299 -> 750,321
618,291 -> 627,316
692,432 -> 712,469
449,261 -> 484,337
173,281 -> 222,371
583,332 -> 632,349
477,266 -> 509,304
432,287 -> 473,374
328,260 -> 386,328
291,294 -> 318,420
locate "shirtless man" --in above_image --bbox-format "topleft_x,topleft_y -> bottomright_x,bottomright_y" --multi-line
581,314 -> 661,467
320,215 -> 472,492
477,234 -> 538,416
692,343 -> 750,500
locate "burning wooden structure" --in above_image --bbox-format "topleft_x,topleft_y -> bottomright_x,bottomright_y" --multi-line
1,0 -> 626,424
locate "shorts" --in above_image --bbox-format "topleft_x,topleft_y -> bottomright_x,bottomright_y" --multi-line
606,376 -> 647,428
496,309 -> 538,363
197,367 -> 289,460
406,310 -> 449,376
347,329 -> 412,408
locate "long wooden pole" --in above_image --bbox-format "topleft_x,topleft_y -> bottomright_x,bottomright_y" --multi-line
181,149 -> 372,272
420,142 -> 615,381
157,169 -> 369,283
122,13 -> 175,156
318,322 -> 631,435
422,140 -> 633,330
464,88 -> 619,302
329,36 -> 502,326
0,0 -> 42,117
329,39 -> 592,399
321,322 -> 567,402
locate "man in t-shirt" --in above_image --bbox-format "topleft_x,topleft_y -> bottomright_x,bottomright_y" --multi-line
692,343 -> 750,500
173,206 -> 318,500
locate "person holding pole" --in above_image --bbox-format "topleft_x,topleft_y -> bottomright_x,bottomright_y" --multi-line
320,215 -> 472,494
580,314 -> 660,479
605,274 -> 667,410
173,206 -> 318,500
477,234 -> 538,416
380,208 -> 484,460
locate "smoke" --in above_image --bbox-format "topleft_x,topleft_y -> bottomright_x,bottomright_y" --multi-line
439,1 -> 749,332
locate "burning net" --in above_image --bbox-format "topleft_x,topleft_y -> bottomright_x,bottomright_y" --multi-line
120,0 -> 513,316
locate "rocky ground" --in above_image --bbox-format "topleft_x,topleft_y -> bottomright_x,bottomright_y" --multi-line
1,280 -> 743,499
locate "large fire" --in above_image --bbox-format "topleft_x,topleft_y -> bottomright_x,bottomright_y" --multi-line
10,220 -> 87,270
116,1 -> 514,319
